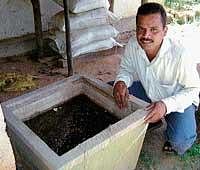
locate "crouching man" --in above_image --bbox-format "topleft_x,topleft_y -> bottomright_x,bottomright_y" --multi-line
113,2 -> 200,155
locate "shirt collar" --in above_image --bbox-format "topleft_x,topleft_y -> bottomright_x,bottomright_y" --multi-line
136,36 -> 171,60
158,37 -> 171,58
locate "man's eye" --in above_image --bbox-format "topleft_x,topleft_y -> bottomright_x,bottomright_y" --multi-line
151,28 -> 159,33
137,27 -> 144,32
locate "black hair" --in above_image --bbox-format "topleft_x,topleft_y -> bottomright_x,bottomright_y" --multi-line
136,2 -> 167,27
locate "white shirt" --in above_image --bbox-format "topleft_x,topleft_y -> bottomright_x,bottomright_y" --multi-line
115,37 -> 200,114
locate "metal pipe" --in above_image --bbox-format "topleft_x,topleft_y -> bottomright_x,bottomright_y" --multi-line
63,0 -> 73,76
31,0 -> 44,58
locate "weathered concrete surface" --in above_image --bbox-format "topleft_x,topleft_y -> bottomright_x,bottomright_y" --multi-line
0,0 -> 62,40
0,35 -> 37,58
0,0 -> 62,58
2,75 -> 149,170
0,105 -> 16,170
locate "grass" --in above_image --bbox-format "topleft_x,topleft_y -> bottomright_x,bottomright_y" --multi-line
180,144 -> 200,161
179,144 -> 200,169
139,151 -> 154,169
178,110 -> 200,168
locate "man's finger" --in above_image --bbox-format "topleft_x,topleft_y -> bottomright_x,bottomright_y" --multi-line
145,115 -> 154,123
115,92 -> 124,109
125,90 -> 129,107
144,110 -> 156,122
145,103 -> 155,111
145,116 -> 158,123
121,89 -> 128,108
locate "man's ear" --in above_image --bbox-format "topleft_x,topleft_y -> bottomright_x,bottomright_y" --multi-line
164,26 -> 168,36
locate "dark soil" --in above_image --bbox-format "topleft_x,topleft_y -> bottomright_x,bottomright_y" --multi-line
25,94 -> 119,156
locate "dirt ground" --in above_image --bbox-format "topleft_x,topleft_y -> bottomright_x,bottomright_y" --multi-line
0,46 -> 122,102
1,39 -> 200,169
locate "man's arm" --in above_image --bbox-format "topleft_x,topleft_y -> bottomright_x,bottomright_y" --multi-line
113,38 -> 136,109
161,87 -> 200,114
115,38 -> 136,87
144,48 -> 200,123
161,49 -> 200,114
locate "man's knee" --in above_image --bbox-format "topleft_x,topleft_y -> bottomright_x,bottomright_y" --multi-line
167,126 -> 197,155
165,105 -> 197,155
170,135 -> 196,155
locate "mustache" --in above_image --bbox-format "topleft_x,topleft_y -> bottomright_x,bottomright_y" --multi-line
140,38 -> 153,42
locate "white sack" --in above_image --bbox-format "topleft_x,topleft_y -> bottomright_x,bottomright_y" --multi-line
52,26 -> 119,49
72,38 -> 122,57
53,0 -> 110,13
49,37 -> 122,58
52,25 -> 118,49
71,25 -> 119,49
51,8 -> 119,31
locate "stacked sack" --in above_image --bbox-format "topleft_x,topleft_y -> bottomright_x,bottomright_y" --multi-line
49,0 -> 121,58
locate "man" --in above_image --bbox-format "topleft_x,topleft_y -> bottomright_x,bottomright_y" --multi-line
113,2 -> 200,155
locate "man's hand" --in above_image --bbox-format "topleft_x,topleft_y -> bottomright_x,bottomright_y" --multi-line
113,81 -> 129,109
144,101 -> 167,123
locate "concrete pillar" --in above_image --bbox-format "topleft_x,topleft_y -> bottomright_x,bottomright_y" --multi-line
0,105 -> 16,170
112,0 -> 140,18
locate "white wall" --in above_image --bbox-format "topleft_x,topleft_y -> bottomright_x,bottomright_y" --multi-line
112,0 -> 140,18
0,0 -> 63,40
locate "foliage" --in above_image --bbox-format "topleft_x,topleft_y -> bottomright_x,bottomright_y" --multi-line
139,151 -> 154,168
164,0 -> 200,24
180,144 -> 200,165
177,144 -> 200,169
164,0 -> 200,10
178,111 -> 200,166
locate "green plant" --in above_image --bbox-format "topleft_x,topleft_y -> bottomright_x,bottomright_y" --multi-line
139,151 -> 154,168
164,0 -> 200,10
180,144 -> 200,161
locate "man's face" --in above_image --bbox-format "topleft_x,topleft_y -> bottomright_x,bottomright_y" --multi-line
136,13 -> 167,53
